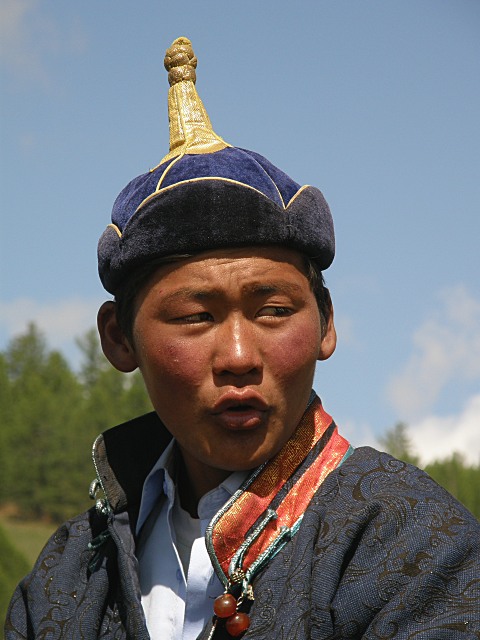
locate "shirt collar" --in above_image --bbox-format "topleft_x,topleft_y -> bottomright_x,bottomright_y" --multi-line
197,470 -> 249,523
136,439 -> 249,534
136,439 -> 175,534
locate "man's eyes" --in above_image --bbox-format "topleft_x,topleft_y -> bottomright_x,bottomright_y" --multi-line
173,312 -> 213,324
170,306 -> 293,324
257,306 -> 293,317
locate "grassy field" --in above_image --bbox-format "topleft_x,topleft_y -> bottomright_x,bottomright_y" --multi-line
0,516 -> 57,568
1,517 -> 58,627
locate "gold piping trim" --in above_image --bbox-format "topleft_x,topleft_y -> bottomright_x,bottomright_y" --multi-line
148,153 -> 292,210
272,180 -> 285,208
108,223 -> 122,238
286,184 -> 310,208
155,153 -> 185,191
246,154 -> 286,208
135,177 -> 283,214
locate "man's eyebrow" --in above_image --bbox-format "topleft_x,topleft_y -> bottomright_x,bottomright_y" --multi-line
160,288 -> 220,303
160,281 -> 304,303
242,281 -> 304,296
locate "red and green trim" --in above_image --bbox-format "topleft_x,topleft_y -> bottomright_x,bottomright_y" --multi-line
206,395 -> 352,587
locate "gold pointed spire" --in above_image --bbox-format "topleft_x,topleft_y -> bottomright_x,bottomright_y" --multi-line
159,37 -> 230,164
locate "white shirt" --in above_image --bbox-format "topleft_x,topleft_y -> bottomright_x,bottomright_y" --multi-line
136,440 -> 248,640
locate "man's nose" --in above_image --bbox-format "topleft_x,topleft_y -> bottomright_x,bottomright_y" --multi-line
212,316 -> 263,379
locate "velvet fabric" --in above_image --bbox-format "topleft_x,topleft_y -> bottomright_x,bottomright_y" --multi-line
111,148 -> 302,229
99,175 -> 334,294
98,148 -> 334,294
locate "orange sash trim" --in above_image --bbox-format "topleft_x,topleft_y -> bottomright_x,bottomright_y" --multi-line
207,396 -> 350,583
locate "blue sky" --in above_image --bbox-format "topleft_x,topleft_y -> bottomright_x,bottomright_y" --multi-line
1,0 -> 479,463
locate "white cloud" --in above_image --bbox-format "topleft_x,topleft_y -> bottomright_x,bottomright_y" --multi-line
339,418 -> 378,450
337,396 -> 479,467
0,297 -> 104,366
409,394 -> 480,466
0,0 -> 87,85
0,0 -> 34,48
387,285 -> 480,419
0,0 -> 47,83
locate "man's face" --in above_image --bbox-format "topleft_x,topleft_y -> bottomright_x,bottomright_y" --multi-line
127,246 -> 333,485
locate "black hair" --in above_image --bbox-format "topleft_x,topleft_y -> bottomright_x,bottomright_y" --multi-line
303,257 -> 332,336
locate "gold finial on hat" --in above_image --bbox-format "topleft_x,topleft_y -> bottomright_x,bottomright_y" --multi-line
159,37 -> 230,164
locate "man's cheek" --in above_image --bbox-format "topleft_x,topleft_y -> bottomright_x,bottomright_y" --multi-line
149,343 -> 206,385
273,328 -> 320,370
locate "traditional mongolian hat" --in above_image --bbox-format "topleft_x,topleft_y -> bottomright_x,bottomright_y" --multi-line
98,37 -> 335,294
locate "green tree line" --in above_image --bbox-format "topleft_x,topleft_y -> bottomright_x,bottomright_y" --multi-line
1,324 -> 479,523
379,422 -> 480,519
0,324 -> 152,523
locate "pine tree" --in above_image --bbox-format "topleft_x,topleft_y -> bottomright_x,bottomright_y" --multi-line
0,324 -> 152,522
1,324 -> 85,519
425,454 -> 480,520
378,422 -> 420,465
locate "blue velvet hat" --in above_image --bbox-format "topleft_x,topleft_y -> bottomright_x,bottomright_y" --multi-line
98,37 -> 335,294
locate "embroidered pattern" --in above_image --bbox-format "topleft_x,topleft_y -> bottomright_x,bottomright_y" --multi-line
207,396 -> 350,586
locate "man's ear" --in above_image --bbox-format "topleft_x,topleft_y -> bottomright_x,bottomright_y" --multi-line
97,301 -> 138,372
317,299 -> 337,361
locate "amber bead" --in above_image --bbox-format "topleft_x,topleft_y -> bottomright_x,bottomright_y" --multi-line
213,593 -> 237,618
225,612 -> 250,636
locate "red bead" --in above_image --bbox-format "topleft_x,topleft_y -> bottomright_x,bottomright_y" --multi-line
225,612 -> 250,636
213,593 -> 237,618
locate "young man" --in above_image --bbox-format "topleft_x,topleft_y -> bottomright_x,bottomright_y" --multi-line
6,37 -> 480,640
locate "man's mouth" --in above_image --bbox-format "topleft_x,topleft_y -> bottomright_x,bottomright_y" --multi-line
212,393 -> 269,430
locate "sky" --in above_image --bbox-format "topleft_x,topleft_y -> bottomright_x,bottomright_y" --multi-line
1,0 -> 479,464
